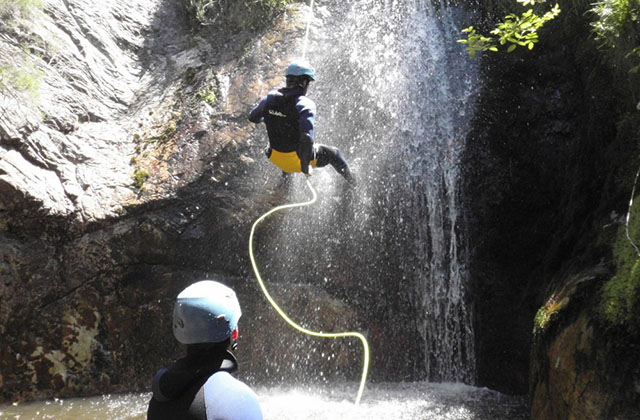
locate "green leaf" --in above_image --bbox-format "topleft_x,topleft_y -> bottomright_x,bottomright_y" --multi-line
459,0 -> 559,59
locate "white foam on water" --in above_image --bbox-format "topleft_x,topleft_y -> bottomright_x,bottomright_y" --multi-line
0,383 -> 528,420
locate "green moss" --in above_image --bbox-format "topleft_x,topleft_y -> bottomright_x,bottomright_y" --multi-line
196,84 -> 217,105
0,59 -> 43,97
597,195 -> 640,335
133,169 -> 150,190
165,121 -> 177,136
156,120 -> 178,143
533,305 -> 551,334
0,0 -> 43,20
533,295 -> 568,335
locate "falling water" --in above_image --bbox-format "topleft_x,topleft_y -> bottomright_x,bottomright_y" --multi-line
264,0 -> 479,383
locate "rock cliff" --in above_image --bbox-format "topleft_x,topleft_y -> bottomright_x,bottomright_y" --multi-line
462,0 -> 640,418
1,0 -> 367,401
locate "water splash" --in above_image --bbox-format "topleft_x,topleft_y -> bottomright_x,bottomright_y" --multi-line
249,0 -> 478,383
308,0 -> 478,382
0,384 -> 528,420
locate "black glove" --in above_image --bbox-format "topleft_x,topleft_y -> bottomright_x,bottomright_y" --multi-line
297,133 -> 314,175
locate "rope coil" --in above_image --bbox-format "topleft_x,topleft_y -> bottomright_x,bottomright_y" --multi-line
248,178 -> 370,405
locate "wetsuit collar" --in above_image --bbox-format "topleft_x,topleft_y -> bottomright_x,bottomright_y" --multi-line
279,86 -> 307,97
152,350 -> 238,402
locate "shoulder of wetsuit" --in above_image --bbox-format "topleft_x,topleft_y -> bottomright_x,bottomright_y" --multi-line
269,89 -> 285,99
262,90 -> 283,106
297,94 -> 315,107
296,95 -> 316,117
152,351 -> 237,402
265,89 -> 287,107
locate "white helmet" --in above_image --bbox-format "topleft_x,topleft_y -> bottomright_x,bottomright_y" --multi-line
172,281 -> 242,344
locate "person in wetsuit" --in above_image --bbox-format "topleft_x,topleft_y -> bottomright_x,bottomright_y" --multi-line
147,281 -> 263,420
249,59 -> 355,184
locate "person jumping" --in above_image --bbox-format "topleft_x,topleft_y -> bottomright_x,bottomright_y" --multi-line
249,59 -> 355,184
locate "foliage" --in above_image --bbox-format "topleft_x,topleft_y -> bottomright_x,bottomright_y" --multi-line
197,84 -> 217,105
533,305 -> 552,334
0,57 -> 43,97
165,120 -> 177,137
0,0 -> 44,96
591,0 -> 640,46
590,0 -> 640,72
133,169 -> 150,190
0,0 -> 42,20
180,0 -> 294,30
597,194 -> 640,336
533,292 -> 570,335
458,0 -> 561,57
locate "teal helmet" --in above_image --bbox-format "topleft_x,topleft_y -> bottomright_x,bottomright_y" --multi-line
286,60 -> 316,81
172,281 -> 242,344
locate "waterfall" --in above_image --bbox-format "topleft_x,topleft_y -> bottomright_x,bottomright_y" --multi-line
257,0 -> 479,383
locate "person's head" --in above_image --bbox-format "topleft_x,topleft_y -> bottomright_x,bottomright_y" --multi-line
172,280 -> 241,355
285,59 -> 316,92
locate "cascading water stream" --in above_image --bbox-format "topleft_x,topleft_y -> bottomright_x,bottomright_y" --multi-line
265,0 -> 479,383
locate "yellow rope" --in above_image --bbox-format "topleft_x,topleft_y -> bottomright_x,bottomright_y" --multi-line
249,177 -> 370,405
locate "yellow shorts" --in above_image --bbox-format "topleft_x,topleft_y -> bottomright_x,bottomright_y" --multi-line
268,149 -> 317,173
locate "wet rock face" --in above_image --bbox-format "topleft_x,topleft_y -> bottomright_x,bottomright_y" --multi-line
531,312 -> 608,420
0,0 -> 155,223
463,40 -> 589,395
463,2 -> 640,417
529,269 -> 640,420
1,0 -> 341,402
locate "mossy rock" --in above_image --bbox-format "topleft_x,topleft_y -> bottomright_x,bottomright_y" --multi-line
133,169 -> 150,190
196,84 -> 217,105
597,195 -> 640,336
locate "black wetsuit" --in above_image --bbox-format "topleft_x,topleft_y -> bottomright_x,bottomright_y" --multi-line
147,351 -> 262,420
249,87 -> 354,182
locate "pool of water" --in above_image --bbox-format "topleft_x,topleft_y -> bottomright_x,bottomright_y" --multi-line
0,382 -> 529,419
